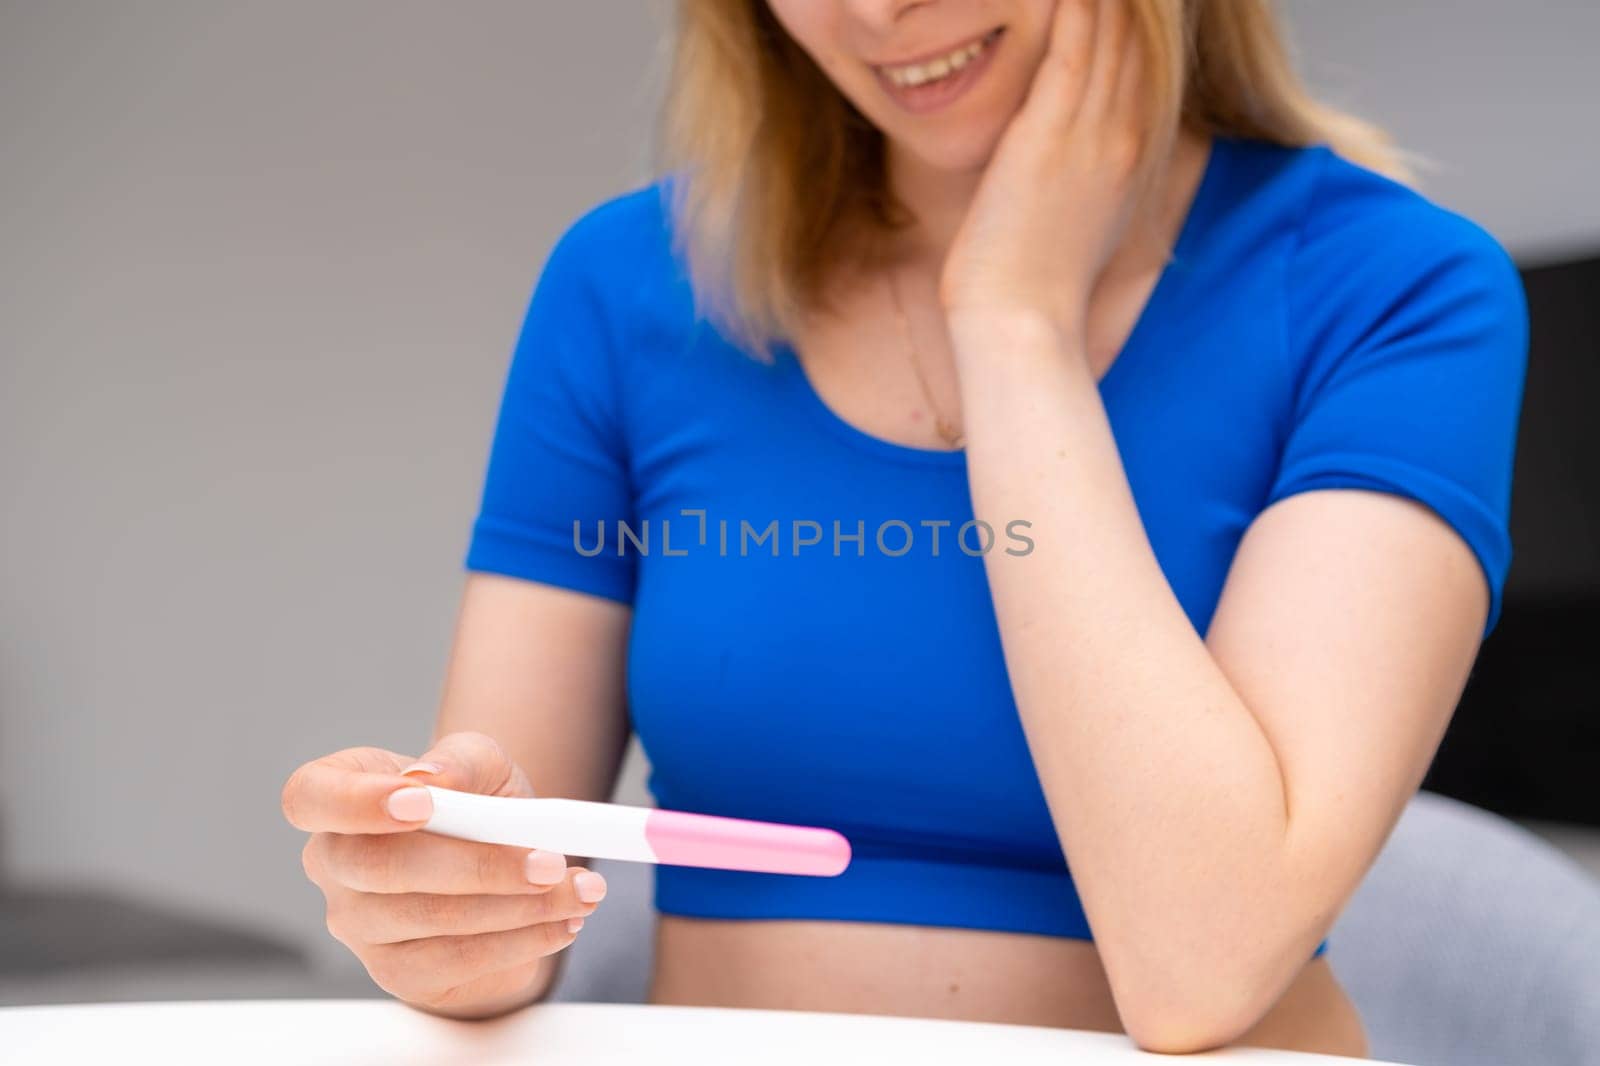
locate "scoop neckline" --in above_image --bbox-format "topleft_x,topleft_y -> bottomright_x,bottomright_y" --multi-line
775,133 -> 1232,468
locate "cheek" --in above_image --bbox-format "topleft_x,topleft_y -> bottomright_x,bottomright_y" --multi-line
1006,4 -> 1058,90
763,3 -> 877,103
764,0 -> 837,66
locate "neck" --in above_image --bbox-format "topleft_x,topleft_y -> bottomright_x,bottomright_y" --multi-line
883,143 -> 985,265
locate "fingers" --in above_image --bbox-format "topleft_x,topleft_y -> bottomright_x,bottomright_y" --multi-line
1046,0 -> 1097,70
324,872 -> 602,945
286,733 -> 586,1014
282,731 -> 536,835
1103,0 -> 1146,178
1064,0 -> 1147,184
281,751 -> 433,836
1111,12 -> 1145,121
408,730 -> 535,799
364,919 -> 582,1006
305,829 -> 582,896
1027,0 -> 1097,127
1079,0 -> 1132,122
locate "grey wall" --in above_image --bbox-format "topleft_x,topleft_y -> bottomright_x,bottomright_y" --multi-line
1281,0 -> 1600,265
2,0 -> 1597,976
0,2 -> 670,974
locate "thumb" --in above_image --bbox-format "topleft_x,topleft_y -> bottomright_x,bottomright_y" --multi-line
402,730 -> 536,798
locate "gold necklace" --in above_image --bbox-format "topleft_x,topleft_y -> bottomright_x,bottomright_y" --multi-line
885,267 -> 965,449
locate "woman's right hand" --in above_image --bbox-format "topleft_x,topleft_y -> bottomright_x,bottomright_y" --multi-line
280,731 -> 608,1019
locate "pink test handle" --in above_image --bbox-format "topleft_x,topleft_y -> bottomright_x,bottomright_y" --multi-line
645,809 -> 851,876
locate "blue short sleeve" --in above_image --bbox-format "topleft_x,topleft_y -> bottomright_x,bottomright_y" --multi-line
1266,151 -> 1529,638
463,210 -> 637,603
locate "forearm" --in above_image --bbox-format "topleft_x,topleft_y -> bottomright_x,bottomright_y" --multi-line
950,309 -> 1311,1041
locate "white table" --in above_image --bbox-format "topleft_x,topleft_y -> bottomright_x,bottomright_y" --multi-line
0,1000 -> 1408,1065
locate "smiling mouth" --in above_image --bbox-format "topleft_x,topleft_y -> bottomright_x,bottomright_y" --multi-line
872,28 -> 1004,89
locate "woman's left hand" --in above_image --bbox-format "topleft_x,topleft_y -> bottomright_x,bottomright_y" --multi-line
939,0 -> 1149,342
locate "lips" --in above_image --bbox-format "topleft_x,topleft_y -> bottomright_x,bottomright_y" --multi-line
870,28 -> 1005,114
876,28 -> 997,86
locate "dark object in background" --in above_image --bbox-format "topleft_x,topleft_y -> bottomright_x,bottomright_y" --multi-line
0,885 -> 304,976
1425,254 -> 1600,826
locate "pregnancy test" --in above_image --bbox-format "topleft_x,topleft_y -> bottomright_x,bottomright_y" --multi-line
420,786 -> 851,877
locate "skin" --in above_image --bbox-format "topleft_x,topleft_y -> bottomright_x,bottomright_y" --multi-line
284,0 -> 1490,1055
280,591 -> 631,1020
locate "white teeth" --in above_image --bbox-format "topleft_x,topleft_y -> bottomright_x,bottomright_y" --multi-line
882,36 -> 989,88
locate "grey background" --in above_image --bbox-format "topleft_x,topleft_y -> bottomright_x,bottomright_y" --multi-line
2,0 -> 1597,987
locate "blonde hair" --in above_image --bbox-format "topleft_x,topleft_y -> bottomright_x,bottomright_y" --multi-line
660,0 -> 1412,356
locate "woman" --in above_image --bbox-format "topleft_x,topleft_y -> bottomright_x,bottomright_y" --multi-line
281,0 -> 1527,1056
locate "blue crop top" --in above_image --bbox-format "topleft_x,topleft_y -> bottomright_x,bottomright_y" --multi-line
462,135 -> 1528,962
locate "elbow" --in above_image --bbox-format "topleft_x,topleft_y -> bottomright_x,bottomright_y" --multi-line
1109,947 -> 1283,1055
1123,1009 -> 1255,1056
1097,882 -> 1331,1052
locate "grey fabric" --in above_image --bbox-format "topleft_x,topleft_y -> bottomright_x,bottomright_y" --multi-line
1329,790 -> 1600,1066
549,792 -> 1600,1065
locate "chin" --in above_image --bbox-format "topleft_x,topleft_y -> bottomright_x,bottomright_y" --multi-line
892,118 -> 1012,175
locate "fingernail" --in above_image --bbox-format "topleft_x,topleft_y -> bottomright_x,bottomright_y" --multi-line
385,786 -> 433,822
575,871 -> 607,903
525,850 -> 566,886
567,917 -> 585,934
400,761 -> 442,777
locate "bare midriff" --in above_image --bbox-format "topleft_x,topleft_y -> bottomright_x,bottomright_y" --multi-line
647,914 -> 1369,1058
